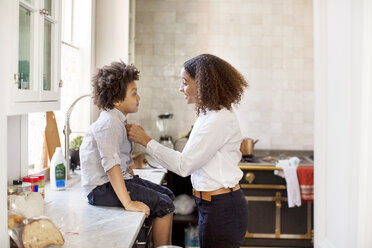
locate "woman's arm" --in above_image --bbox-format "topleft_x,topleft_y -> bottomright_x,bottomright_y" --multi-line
107,165 -> 150,217
126,114 -> 228,177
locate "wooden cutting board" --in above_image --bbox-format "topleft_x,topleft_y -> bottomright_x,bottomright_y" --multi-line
44,111 -> 61,163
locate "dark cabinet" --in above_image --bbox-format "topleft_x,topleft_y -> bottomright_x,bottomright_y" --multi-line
164,172 -> 198,246
239,164 -> 313,247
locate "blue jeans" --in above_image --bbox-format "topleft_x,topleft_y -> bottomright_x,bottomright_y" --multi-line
87,175 -> 175,218
195,189 -> 248,248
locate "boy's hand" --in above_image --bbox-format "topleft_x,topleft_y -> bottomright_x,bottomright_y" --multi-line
125,200 -> 150,218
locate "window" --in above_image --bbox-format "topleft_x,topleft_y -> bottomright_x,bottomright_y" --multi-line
28,0 -> 91,173
61,0 -> 73,45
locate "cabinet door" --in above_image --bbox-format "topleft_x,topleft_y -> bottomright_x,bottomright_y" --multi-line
39,0 -> 61,101
13,0 -> 60,104
14,0 -> 40,102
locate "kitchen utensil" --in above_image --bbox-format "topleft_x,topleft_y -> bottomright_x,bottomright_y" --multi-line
156,113 -> 174,148
240,138 -> 259,156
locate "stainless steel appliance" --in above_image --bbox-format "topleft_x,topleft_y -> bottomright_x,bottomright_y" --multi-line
156,113 -> 174,148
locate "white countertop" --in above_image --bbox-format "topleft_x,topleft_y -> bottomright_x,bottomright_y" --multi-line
44,164 -> 166,248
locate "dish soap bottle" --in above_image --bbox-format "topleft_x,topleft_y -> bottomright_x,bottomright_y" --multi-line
50,147 -> 67,190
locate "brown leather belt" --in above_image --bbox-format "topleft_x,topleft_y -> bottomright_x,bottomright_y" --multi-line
192,184 -> 240,202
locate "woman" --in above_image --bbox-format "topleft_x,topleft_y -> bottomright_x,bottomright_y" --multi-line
126,54 -> 249,248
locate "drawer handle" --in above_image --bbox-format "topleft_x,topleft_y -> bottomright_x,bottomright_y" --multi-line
245,172 -> 255,184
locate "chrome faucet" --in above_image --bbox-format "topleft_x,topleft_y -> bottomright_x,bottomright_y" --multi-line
64,94 -> 91,175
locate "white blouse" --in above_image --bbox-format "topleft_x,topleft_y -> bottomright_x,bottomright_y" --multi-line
146,108 -> 243,191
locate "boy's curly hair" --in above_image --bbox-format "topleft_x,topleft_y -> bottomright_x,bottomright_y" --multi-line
183,54 -> 248,115
92,61 -> 140,110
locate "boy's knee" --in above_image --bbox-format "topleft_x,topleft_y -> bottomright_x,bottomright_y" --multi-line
163,187 -> 175,201
159,195 -> 175,215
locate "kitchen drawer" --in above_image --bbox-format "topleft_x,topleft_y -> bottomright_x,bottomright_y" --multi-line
241,168 -> 287,185
240,166 -> 288,197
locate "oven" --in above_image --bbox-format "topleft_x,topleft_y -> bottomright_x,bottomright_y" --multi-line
239,163 -> 313,247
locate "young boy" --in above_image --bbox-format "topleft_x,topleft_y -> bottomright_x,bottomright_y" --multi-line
80,61 -> 175,247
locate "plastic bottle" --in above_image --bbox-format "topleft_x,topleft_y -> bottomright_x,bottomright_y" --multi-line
50,147 -> 67,190
184,224 -> 200,248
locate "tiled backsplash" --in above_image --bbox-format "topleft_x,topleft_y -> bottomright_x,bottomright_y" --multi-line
129,0 -> 313,150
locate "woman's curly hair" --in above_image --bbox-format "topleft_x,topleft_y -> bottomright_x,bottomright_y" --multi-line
92,61 -> 140,110
183,54 -> 248,115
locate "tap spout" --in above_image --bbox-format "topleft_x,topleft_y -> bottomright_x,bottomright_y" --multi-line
64,94 -> 91,176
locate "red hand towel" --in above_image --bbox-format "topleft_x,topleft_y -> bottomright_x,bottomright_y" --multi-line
297,166 -> 314,202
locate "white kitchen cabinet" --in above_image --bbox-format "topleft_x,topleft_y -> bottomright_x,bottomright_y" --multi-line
3,0 -> 61,115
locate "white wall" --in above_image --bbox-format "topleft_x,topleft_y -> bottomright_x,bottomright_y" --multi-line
95,0 -> 130,68
130,0 -> 314,150
314,0 -> 372,247
8,115 -> 28,184
92,0 -> 130,121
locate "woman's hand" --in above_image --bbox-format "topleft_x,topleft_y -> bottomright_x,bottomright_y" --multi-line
125,200 -> 150,218
126,124 -> 152,147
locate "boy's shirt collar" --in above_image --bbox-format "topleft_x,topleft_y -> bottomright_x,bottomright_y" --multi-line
108,108 -> 127,124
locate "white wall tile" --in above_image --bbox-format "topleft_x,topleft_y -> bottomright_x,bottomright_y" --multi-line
134,0 -> 314,150
154,12 -> 176,23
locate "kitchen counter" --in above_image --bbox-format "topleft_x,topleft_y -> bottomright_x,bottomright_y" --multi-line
240,149 -> 314,167
44,162 -> 166,248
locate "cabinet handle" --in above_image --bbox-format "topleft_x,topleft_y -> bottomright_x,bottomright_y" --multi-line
14,73 -> 19,84
39,9 -> 50,16
245,172 -> 255,184
59,80 -> 63,88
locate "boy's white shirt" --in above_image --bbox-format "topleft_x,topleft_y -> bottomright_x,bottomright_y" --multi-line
80,108 -> 133,195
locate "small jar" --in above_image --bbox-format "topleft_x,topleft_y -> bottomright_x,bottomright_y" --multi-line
7,185 -> 18,195
20,182 -> 32,193
12,179 -> 22,186
30,174 -> 45,198
12,180 -> 23,194
23,176 -> 39,192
